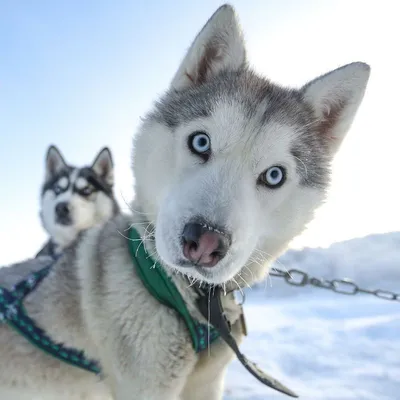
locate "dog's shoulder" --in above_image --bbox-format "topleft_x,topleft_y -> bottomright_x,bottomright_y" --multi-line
0,256 -> 53,289
77,213 -> 131,265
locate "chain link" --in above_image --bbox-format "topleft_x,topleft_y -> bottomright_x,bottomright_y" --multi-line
269,268 -> 400,302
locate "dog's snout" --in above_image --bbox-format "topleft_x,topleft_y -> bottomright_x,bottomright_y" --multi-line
55,202 -> 71,224
182,222 -> 231,268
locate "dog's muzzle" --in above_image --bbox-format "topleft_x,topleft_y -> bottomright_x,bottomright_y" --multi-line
55,202 -> 72,225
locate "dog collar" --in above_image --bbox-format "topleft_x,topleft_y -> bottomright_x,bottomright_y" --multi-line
128,227 -> 220,352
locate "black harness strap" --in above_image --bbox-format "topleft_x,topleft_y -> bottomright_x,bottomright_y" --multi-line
197,286 -> 299,398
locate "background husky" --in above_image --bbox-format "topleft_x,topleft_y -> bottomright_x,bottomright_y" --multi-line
0,4 -> 370,400
36,145 -> 119,258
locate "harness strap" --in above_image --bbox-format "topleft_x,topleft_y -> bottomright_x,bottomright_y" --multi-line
197,286 -> 298,398
128,227 -> 220,352
0,261 -> 101,375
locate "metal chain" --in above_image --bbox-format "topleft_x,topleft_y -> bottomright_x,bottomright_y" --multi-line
269,268 -> 400,302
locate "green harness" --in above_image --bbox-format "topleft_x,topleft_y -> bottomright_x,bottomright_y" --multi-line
128,227 -> 220,352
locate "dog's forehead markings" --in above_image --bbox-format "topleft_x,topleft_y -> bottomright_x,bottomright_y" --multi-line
56,176 -> 69,189
68,169 -> 79,183
75,176 -> 89,190
56,190 -> 73,202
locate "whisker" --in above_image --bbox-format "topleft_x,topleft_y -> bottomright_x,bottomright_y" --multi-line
238,273 -> 251,289
208,288 -> 211,357
231,277 -> 243,296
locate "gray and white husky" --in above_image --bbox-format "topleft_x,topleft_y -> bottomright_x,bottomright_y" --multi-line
36,145 -> 119,258
0,5 -> 370,400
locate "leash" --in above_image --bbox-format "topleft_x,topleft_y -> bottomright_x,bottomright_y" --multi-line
196,286 -> 298,398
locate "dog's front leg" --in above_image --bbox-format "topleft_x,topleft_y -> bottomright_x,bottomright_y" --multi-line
181,370 -> 227,400
105,343 -> 197,400
181,321 -> 244,400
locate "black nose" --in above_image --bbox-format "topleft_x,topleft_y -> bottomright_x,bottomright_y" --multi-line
181,222 -> 231,268
55,202 -> 71,224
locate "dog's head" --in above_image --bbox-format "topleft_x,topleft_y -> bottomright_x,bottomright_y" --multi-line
40,146 -> 118,248
132,5 -> 370,286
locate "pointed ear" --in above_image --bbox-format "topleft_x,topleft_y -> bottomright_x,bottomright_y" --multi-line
301,62 -> 371,155
91,147 -> 114,186
45,145 -> 67,180
171,4 -> 246,91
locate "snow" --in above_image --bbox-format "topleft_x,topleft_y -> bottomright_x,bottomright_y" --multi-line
224,232 -> 400,399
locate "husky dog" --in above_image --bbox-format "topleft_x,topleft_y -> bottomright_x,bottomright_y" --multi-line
36,145 -> 119,258
0,4 -> 370,400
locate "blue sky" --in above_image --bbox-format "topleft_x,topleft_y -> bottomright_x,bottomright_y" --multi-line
1,1 -> 399,265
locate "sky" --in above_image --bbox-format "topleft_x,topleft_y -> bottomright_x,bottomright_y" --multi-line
0,0 -> 399,265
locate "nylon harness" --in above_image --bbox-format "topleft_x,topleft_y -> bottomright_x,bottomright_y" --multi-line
0,227 -> 298,398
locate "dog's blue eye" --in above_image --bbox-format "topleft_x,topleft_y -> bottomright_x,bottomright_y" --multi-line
188,132 -> 211,159
54,186 -> 61,195
259,166 -> 286,188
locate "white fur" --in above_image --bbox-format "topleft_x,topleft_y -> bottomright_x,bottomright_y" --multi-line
149,103 -> 313,284
0,4 -> 370,400
57,176 -> 69,190
40,147 -> 116,250
75,177 -> 89,190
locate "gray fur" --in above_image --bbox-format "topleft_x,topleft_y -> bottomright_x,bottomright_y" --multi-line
0,4 -> 370,399
151,68 -> 331,189
38,145 -> 119,258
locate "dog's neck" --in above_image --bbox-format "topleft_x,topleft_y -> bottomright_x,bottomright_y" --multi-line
128,201 -> 243,326
36,239 -> 64,259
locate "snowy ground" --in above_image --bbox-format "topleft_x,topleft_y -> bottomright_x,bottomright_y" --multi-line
224,232 -> 400,400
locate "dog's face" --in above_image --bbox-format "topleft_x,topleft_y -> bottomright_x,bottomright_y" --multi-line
133,5 -> 370,286
40,146 -> 117,248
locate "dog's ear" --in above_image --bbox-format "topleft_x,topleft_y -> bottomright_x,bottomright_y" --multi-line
301,62 -> 371,156
91,147 -> 114,186
45,145 -> 67,180
171,4 -> 246,91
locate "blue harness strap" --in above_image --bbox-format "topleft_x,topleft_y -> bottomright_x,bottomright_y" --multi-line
0,260 -> 101,375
